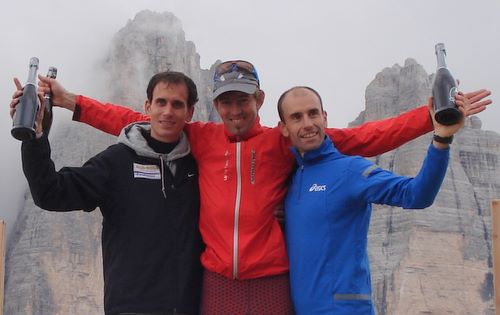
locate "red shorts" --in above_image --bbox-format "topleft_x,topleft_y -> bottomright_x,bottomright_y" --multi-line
200,270 -> 294,315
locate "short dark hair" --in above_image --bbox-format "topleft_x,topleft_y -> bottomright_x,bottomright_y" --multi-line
277,86 -> 324,122
146,71 -> 199,108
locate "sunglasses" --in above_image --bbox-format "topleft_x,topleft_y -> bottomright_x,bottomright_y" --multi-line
214,60 -> 260,84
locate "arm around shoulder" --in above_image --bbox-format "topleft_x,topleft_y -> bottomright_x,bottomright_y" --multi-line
327,105 -> 432,157
74,95 -> 149,136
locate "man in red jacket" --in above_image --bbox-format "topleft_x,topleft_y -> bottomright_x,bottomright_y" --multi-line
12,60 -> 490,314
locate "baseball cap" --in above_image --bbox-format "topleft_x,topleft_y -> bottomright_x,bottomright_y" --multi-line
212,60 -> 260,100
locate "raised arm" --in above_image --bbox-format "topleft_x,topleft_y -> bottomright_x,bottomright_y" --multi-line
75,96 -> 149,136
354,94 -> 468,208
22,135 -> 110,211
35,75 -> 149,136
328,89 -> 491,157
328,105 -> 432,157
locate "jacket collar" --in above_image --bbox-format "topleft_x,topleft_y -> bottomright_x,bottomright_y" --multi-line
290,136 -> 340,166
225,116 -> 264,142
117,122 -> 190,161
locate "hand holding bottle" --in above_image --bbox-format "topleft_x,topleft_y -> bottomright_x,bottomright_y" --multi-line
428,93 -> 468,149
41,67 -> 57,135
11,57 -> 40,140
37,75 -> 77,111
432,43 -> 463,125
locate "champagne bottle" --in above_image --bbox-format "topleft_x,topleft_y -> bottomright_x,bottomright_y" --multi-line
432,43 -> 463,125
11,57 -> 40,140
41,67 -> 58,135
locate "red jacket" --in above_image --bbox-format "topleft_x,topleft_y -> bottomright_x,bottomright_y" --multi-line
74,95 -> 433,279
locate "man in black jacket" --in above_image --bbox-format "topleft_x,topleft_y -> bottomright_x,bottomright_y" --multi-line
17,71 -> 203,315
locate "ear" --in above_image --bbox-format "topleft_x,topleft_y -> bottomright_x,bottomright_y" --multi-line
255,90 -> 265,111
323,110 -> 328,128
185,106 -> 195,122
278,121 -> 290,138
213,100 -> 220,113
144,100 -> 151,114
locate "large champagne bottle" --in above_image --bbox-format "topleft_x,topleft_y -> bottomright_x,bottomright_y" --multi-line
11,57 -> 40,140
432,43 -> 463,125
41,67 -> 58,135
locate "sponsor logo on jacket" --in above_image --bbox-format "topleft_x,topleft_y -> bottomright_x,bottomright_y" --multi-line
133,163 -> 161,180
309,183 -> 326,192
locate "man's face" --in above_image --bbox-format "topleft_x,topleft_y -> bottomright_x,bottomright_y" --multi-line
214,90 -> 264,137
145,81 -> 194,143
279,88 -> 327,155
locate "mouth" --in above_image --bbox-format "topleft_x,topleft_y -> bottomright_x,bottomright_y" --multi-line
229,118 -> 244,125
300,131 -> 319,139
159,120 -> 176,126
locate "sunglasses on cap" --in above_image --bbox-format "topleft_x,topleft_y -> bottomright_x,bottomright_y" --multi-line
213,60 -> 260,85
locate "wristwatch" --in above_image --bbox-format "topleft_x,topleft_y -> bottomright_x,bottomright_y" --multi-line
433,134 -> 453,144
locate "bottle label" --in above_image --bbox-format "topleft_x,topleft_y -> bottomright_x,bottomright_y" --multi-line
449,86 -> 458,102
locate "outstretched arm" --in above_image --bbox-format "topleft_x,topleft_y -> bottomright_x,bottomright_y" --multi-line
328,89 -> 491,157
38,75 -> 148,136
355,94 -> 468,208
74,96 -> 149,136
10,76 -> 149,136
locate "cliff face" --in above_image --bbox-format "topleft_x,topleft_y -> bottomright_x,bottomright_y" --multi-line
351,59 -> 500,315
4,11 -> 218,315
5,12 -> 499,314
101,10 -> 220,122
5,123 -> 110,314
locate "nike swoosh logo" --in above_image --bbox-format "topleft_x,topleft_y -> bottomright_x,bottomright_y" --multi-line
187,173 -> 196,177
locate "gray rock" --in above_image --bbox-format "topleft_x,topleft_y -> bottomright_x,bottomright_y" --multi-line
4,10 -> 219,314
5,12 -> 499,314
351,59 -> 500,315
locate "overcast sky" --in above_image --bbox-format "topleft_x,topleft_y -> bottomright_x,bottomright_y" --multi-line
1,0 -> 498,239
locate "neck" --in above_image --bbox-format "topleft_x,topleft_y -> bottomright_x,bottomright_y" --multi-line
141,129 -> 180,154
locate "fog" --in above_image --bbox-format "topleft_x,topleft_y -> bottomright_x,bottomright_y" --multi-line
1,0 -> 499,241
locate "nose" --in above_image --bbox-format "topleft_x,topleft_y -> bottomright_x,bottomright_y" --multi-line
161,103 -> 174,116
227,102 -> 243,116
302,115 -> 314,129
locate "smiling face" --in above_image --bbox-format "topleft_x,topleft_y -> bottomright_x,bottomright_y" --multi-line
278,87 -> 327,155
214,90 -> 264,137
145,81 -> 194,143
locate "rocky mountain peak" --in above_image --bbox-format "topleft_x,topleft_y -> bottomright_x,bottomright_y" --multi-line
353,59 -> 499,314
102,10 -> 219,121
4,14 -> 498,315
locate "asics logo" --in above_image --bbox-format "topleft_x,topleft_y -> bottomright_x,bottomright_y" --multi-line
309,183 -> 326,192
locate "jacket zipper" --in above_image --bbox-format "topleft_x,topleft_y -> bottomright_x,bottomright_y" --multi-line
232,142 -> 242,279
160,155 -> 167,199
298,160 -> 304,201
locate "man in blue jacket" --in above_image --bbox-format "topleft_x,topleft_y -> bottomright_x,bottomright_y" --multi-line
277,86 -> 467,315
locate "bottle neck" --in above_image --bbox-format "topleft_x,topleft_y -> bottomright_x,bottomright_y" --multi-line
26,65 -> 38,86
435,47 -> 448,69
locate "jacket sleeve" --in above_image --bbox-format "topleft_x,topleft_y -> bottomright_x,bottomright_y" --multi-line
73,95 -> 150,136
21,135 -> 111,211
350,143 -> 449,209
326,105 -> 433,157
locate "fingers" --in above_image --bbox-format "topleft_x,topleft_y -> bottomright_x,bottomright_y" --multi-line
34,97 -> 45,135
456,90 -> 492,117
37,74 -> 52,95
9,99 -> 17,119
427,97 -> 434,112
467,89 -> 491,105
13,77 -> 22,90
464,89 -> 491,102
11,88 -> 23,99
467,97 -> 492,116
455,94 -> 474,120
